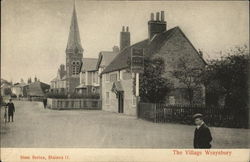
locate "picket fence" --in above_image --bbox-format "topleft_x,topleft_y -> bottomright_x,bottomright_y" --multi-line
138,102 -> 248,128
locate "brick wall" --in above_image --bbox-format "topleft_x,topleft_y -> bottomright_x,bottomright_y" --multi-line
156,28 -> 206,104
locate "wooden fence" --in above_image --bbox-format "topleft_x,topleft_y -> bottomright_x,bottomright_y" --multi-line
47,98 -> 101,110
138,102 -> 249,128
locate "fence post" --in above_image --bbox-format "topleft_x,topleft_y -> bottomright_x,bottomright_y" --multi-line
136,97 -> 140,119
154,103 -> 157,123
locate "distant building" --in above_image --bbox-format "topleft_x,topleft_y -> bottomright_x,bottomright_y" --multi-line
76,58 -> 99,95
50,3 -> 83,94
75,44 -> 119,96
101,11 -> 206,116
11,82 -> 28,97
96,46 -> 119,99
27,81 -> 50,98
50,64 -> 67,93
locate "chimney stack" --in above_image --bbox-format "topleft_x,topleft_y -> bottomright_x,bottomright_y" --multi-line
156,12 -> 160,21
161,11 -> 165,21
151,13 -> 154,21
120,26 -> 131,51
148,11 -> 167,39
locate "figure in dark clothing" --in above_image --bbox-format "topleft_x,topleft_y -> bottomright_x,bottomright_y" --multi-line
193,113 -> 212,149
6,99 -> 15,122
43,98 -> 47,108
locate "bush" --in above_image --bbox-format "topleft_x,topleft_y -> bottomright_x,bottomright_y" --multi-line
45,92 -> 100,99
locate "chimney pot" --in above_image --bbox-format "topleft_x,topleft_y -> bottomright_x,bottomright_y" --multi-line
160,11 -> 165,22
150,13 -> 154,21
122,26 -> 125,32
126,26 -> 129,32
156,12 -> 160,21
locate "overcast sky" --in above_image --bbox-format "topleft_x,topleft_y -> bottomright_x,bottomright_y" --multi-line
1,0 -> 249,84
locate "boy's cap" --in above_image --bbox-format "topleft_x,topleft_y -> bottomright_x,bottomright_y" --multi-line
193,113 -> 203,119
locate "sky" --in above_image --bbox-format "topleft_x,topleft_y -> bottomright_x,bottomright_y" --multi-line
1,0 -> 249,84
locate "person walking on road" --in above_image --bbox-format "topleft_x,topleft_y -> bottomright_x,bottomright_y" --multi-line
193,113 -> 212,149
43,97 -> 47,109
6,99 -> 15,122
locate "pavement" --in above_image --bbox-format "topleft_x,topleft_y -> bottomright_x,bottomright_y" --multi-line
0,101 -> 249,148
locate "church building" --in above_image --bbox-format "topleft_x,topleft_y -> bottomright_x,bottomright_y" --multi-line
51,3 -> 83,94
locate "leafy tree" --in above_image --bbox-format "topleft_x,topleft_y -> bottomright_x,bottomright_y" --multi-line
204,45 -> 249,108
138,56 -> 172,103
171,58 -> 205,104
27,78 -> 32,84
4,88 -> 12,96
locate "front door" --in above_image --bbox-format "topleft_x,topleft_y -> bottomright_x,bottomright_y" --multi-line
118,92 -> 124,113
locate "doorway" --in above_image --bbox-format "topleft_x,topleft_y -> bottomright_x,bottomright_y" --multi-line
118,92 -> 124,113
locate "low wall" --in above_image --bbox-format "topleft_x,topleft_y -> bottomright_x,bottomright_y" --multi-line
47,98 -> 101,110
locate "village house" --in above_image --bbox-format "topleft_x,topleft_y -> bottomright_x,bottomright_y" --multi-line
76,58 -> 99,95
76,45 -> 119,95
11,81 -> 28,98
27,80 -> 50,99
50,4 -> 83,94
101,11 -> 206,116
50,64 -> 67,93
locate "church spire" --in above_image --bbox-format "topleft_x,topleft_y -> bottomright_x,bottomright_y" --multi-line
66,1 -> 83,53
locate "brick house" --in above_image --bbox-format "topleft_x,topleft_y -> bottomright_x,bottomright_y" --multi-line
101,11 -> 206,116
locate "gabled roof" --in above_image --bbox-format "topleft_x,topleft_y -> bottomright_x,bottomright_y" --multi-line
102,27 -> 177,74
102,26 -> 206,74
13,82 -> 28,87
96,51 -> 118,69
27,81 -> 50,97
80,58 -> 98,72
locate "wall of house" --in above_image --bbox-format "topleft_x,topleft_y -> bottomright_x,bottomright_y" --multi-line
157,28 -> 206,104
102,70 -> 137,116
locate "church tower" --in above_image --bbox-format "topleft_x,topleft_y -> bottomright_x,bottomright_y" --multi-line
65,2 -> 83,93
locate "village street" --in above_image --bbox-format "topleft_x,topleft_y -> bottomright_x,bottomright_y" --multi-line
1,101 -> 249,148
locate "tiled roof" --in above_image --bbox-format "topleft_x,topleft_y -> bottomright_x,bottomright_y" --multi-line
102,27 -> 178,74
81,58 -> 98,72
102,26 -> 206,74
97,51 -> 118,69
27,81 -> 50,97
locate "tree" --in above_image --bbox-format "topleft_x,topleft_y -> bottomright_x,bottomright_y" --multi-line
204,45 -> 249,108
4,88 -> 12,96
27,78 -> 32,84
171,58 -> 204,104
138,56 -> 172,103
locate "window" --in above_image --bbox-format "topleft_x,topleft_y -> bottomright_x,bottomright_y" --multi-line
110,73 -> 118,82
123,71 -> 132,80
106,92 -> 110,105
132,95 -> 137,106
72,61 -> 81,75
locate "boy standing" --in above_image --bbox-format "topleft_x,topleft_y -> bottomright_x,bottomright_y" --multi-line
193,113 -> 212,149
6,99 -> 15,122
